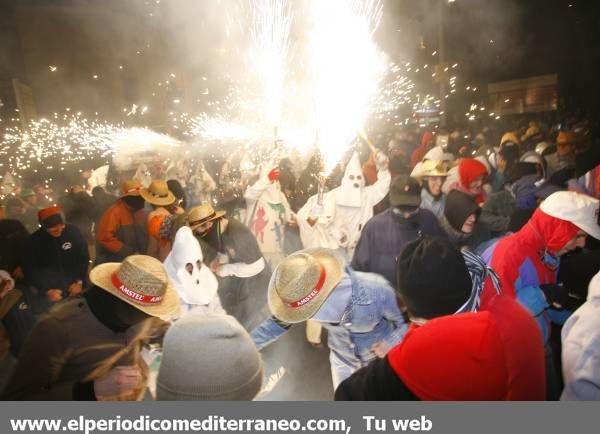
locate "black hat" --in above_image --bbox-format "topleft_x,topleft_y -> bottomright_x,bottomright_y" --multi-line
396,237 -> 472,320
390,175 -> 421,208
444,190 -> 479,231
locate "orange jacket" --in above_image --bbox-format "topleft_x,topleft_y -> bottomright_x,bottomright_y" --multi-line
95,200 -> 147,263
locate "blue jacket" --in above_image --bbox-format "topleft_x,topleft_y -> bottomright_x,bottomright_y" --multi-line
251,268 -> 408,370
351,208 -> 445,285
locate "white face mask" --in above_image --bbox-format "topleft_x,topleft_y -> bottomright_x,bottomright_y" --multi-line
164,227 -> 218,306
335,152 -> 365,207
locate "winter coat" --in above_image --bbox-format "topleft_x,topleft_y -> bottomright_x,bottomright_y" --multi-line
351,208 -> 445,285
0,288 -> 34,359
561,271 -> 600,400
21,224 -> 89,309
336,293 -> 545,400
480,190 -> 514,234
0,219 -> 29,273
95,200 -> 148,264
419,188 -> 445,220
511,174 -> 540,209
3,297 -> 157,400
482,208 -> 580,342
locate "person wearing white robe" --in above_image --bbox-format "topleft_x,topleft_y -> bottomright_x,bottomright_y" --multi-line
296,151 -> 390,345
244,163 -> 294,268
297,151 -> 390,262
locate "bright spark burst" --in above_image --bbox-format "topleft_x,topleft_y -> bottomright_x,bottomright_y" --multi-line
306,0 -> 385,172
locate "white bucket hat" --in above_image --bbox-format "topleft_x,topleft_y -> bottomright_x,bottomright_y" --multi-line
540,191 -> 600,240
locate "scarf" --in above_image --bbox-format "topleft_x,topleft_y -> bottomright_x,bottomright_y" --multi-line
457,250 -> 502,314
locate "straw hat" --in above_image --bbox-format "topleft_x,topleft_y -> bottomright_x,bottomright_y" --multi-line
89,255 -> 179,318
419,160 -> 449,178
500,132 -> 520,146
140,180 -> 176,206
268,248 -> 344,323
187,204 -> 225,231
121,179 -> 143,197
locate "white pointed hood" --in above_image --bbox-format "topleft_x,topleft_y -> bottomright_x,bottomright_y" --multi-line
164,226 -> 218,306
334,152 -> 365,207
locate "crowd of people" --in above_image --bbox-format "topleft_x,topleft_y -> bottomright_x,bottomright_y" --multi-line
1,115 -> 600,401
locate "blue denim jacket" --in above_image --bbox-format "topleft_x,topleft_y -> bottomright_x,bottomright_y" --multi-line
251,267 -> 408,370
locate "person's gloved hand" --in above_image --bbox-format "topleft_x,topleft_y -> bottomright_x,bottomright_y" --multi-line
46,289 -> 63,303
374,151 -> 389,170
68,281 -> 83,297
540,284 -> 570,309
94,366 -> 142,400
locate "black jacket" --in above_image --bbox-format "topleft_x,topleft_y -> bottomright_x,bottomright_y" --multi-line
335,356 -> 419,401
21,224 -> 89,297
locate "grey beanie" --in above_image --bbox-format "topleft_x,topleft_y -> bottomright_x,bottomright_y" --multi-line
156,313 -> 263,400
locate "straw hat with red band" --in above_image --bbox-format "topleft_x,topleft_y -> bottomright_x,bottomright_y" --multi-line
89,255 -> 179,319
121,179 -> 143,197
140,180 -> 176,206
268,248 -> 344,323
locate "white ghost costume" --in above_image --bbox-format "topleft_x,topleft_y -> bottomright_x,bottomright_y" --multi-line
297,152 -> 390,262
133,163 -> 152,188
244,163 -> 293,268
164,226 -> 224,321
189,161 -> 217,207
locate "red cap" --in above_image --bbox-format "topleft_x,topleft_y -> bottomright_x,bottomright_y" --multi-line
38,206 -> 62,222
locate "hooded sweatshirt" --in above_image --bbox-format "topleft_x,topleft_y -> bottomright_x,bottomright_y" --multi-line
482,208 -> 580,342
441,190 -> 491,252
561,271 -> 600,400
445,159 -> 489,205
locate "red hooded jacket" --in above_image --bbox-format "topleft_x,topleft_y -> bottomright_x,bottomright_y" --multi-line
484,208 -> 579,302
387,294 -> 545,400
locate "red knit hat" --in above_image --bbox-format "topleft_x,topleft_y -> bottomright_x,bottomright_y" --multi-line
38,205 -> 64,228
388,312 -> 509,400
459,158 -> 488,187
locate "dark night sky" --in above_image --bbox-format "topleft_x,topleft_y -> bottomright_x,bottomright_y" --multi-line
1,0 -> 600,117
380,0 -> 600,113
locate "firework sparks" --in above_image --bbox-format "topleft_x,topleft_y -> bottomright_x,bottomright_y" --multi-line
306,0 -> 386,172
